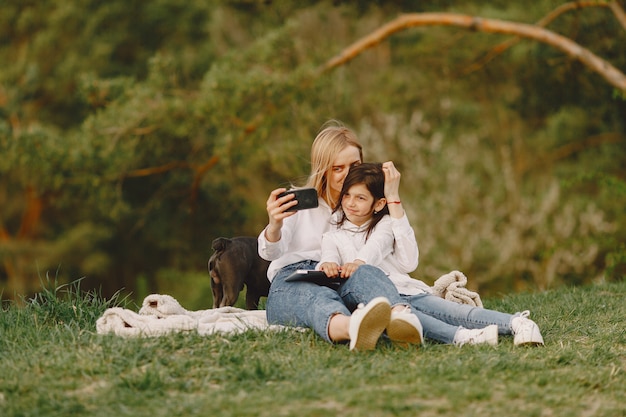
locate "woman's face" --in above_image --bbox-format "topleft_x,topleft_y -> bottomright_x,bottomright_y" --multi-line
328,145 -> 361,201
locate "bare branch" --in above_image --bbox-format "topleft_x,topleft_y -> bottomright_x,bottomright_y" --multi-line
536,1 -> 610,28
608,1 -> 626,31
463,1 -> 614,75
320,12 -> 626,92
190,155 -> 219,205
464,1 -> 626,75
17,187 -> 43,238
547,132 -> 623,163
125,161 -> 190,178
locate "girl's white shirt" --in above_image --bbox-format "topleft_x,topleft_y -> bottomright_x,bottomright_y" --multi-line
319,214 -> 432,295
258,198 -> 333,281
258,199 -> 431,295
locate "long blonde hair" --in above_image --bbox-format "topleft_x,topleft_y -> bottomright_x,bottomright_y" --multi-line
305,121 -> 363,207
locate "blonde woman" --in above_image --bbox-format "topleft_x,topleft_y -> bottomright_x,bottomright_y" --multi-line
259,121 -> 544,349
258,121 -> 422,351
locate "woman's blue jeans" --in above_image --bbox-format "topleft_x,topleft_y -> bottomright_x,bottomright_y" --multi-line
266,261 -> 406,343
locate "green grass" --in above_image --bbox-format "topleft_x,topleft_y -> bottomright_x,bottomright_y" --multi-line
1,279 -> 624,417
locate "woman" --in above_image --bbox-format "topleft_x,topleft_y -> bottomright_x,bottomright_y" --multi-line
258,122 -> 423,351
318,162 -> 545,346
259,121 -> 544,348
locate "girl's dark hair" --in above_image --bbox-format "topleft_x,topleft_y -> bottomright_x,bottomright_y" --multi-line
333,162 -> 389,240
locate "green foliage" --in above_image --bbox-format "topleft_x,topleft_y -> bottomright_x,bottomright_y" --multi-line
1,273 -> 127,337
26,274 -> 128,329
0,0 -> 214,128
0,0 -> 624,299
0,280 -> 624,416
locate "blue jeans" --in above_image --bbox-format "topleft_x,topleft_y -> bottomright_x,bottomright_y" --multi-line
401,293 -> 516,344
266,261 -> 406,343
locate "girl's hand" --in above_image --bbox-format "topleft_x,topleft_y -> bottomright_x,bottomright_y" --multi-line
264,188 -> 297,242
382,161 -> 401,202
382,161 -> 405,218
319,262 -> 341,278
340,260 -> 365,278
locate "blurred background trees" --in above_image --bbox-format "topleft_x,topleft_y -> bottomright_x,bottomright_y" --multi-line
1,0 -> 624,308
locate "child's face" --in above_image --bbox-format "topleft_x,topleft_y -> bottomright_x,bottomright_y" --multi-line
341,183 -> 377,226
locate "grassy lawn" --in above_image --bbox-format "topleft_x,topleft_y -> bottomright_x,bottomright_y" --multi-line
1,279 -> 624,417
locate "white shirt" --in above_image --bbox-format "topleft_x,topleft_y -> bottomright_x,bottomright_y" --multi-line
319,214 -> 432,295
258,198 -> 333,281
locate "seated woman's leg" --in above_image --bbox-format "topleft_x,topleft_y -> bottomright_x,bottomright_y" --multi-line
266,261 -> 349,343
409,310 -> 460,344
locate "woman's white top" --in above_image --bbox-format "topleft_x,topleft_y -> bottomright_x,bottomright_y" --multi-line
258,198 -> 333,282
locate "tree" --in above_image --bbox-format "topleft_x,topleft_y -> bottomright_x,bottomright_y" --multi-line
1,1 -> 624,304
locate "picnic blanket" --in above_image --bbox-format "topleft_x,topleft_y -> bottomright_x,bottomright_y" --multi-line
96,270 -> 482,337
96,294 -> 287,337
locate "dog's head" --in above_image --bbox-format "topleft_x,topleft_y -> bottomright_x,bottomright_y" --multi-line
211,237 -> 232,252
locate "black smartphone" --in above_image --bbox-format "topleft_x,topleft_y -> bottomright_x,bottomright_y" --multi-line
278,188 -> 319,212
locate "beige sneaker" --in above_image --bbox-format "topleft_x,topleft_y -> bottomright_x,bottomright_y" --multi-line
349,297 -> 391,351
453,325 -> 499,347
386,307 -> 424,347
511,311 -> 544,346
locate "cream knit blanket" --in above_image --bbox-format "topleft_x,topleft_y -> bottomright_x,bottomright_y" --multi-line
97,272 -> 482,337
431,270 -> 483,307
96,294 -> 289,337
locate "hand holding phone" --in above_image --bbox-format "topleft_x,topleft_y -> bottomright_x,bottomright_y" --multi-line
278,188 -> 319,212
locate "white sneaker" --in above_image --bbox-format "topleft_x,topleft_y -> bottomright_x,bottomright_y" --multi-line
511,311 -> 544,346
349,297 -> 391,351
386,307 -> 424,347
453,325 -> 499,347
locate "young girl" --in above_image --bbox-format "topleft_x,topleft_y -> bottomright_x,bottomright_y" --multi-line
318,163 -> 544,347
318,163 -> 431,296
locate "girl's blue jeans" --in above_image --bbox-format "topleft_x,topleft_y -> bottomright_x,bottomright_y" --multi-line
266,260 -> 517,344
266,261 -> 405,343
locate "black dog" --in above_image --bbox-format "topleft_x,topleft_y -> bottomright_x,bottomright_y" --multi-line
208,236 -> 270,310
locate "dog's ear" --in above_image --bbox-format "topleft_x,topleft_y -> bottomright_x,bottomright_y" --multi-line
208,254 -> 216,272
211,237 -> 231,252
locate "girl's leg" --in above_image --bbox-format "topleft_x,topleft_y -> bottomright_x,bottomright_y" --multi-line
338,265 -> 406,310
340,265 -> 424,346
403,293 -> 515,340
266,261 -> 350,343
